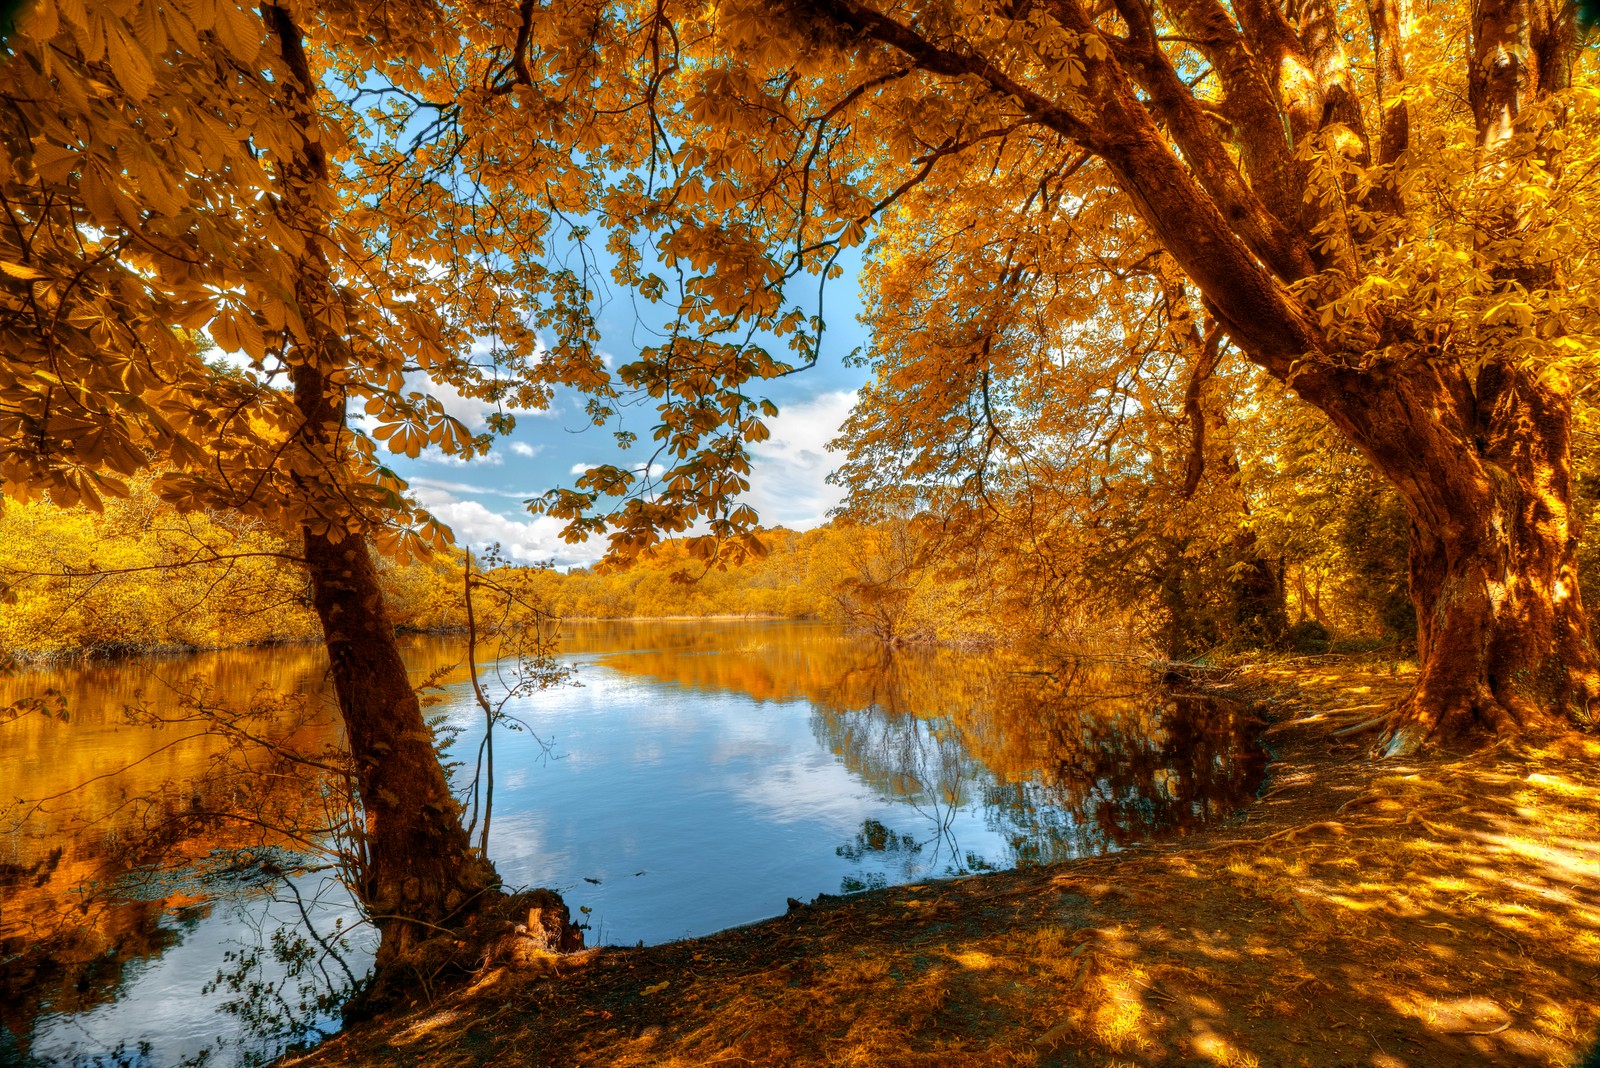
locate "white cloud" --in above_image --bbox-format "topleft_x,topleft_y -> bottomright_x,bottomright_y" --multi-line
400,365 -> 558,434
566,459 -> 663,479
417,449 -> 504,467
405,373 -> 496,431
743,390 -> 856,529
406,475 -> 530,501
410,487 -> 606,569
509,441 -> 539,457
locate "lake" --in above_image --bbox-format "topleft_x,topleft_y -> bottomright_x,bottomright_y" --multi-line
0,621 -> 1265,1066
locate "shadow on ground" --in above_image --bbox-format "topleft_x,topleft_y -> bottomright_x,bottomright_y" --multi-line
290,661 -> 1600,1068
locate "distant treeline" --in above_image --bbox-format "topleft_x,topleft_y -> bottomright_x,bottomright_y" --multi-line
0,478 -> 461,658
6,455 -> 1513,661
517,524 -> 998,646
0,479 -> 1000,658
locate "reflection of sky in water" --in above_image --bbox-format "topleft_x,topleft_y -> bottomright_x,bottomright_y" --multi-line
21,873 -> 371,1068
6,623 -> 1263,1064
460,666 -> 902,945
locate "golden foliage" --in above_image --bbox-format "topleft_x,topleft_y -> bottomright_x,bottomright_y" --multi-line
0,477 -> 470,657
4,0 -> 1598,742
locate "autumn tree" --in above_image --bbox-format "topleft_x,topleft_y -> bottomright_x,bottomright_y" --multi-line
456,0 -> 1598,755
7,0 -> 1596,996
830,200 -> 1294,659
808,0 -> 1600,755
0,478 -> 320,655
0,0 -> 595,965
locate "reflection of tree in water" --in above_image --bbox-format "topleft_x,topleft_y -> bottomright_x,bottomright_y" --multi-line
808,649 -> 1265,880
809,647 -> 993,884
835,819 -> 921,893
567,626 -> 1264,883
0,887 -> 199,1065
964,661 -> 1266,866
0,644 -> 423,1064
816,710 -> 980,879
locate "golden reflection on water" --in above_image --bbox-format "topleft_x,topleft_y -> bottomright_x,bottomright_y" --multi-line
0,622 -> 1262,1057
2,651 -> 308,1040
0,641 -> 470,1048
560,621 -> 1265,861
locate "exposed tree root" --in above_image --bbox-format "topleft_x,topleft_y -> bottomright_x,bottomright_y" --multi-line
346,888 -> 587,1020
1331,715 -> 1388,739
1377,687 -> 1542,759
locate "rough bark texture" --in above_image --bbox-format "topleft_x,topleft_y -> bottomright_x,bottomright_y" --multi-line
1300,361 -> 1600,754
300,510 -> 501,968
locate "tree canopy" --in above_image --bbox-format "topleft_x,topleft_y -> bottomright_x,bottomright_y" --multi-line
4,0 -> 1599,962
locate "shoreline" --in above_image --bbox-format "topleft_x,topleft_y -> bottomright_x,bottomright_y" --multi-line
0,617 -> 823,666
285,657 -> 1600,1067
1,614 -> 984,667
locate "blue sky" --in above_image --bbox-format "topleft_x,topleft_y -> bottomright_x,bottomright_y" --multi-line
391,255 -> 873,569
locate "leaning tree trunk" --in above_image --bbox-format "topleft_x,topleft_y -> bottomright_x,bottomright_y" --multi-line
300,506 -> 500,968
292,350 -> 500,969
1304,358 -> 1600,755
265,0 -> 499,968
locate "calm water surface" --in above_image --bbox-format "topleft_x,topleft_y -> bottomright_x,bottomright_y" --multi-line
0,621 -> 1265,1066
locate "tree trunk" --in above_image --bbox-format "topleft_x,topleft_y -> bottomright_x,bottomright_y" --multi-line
1226,533 -> 1288,649
302,522 -> 500,968
1155,539 -> 1209,660
291,357 -> 499,969
263,0 -> 499,969
1301,359 -> 1600,755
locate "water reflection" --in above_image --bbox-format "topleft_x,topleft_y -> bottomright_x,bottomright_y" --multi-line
966,665 -> 1266,864
1,622 -> 1264,1065
568,623 -> 1265,874
0,647 -> 454,1066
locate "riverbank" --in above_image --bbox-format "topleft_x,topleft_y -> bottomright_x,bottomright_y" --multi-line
0,619 -> 812,665
284,657 -> 1600,1068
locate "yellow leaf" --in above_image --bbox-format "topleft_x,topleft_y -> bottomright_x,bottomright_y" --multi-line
210,309 -> 241,353
55,0 -> 84,30
105,21 -> 154,102
132,0 -> 166,53
15,0 -> 60,41
29,141 -> 78,183
214,0 -> 260,63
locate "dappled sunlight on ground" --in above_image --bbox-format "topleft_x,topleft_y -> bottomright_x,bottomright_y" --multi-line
290,660 -> 1600,1068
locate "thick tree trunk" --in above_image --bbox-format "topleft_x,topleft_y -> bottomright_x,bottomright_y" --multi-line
302,524 -> 500,968
290,358 -> 499,968
1301,359 -> 1600,755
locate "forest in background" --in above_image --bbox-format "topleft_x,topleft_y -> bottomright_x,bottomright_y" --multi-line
10,397 -> 1598,660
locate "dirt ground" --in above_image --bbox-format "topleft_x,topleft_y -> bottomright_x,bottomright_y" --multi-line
286,659 -> 1600,1068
